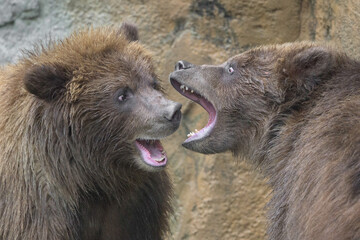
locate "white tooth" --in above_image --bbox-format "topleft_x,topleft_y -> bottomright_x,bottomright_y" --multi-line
185,86 -> 188,91
191,90 -> 194,93
154,157 -> 165,162
195,129 -> 198,132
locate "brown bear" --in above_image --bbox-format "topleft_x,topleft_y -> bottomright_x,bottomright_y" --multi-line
0,23 -> 182,240
170,42 -> 360,240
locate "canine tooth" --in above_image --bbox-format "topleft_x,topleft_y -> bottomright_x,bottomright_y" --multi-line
185,86 -> 189,91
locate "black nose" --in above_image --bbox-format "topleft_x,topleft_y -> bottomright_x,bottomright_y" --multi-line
164,102 -> 182,122
175,60 -> 193,71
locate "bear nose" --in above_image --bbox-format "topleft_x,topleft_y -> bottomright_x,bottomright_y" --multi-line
164,102 -> 182,122
175,60 -> 193,71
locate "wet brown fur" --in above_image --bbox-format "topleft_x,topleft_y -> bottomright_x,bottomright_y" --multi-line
171,42 -> 360,239
0,25 -> 173,239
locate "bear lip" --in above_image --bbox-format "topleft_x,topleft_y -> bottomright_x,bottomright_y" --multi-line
135,139 -> 167,167
170,78 -> 217,143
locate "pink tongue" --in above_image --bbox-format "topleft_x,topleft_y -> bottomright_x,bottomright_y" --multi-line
149,146 -> 162,159
142,140 -> 163,159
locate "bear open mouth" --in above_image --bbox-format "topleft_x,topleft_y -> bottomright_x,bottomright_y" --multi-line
135,139 -> 167,167
170,78 -> 217,143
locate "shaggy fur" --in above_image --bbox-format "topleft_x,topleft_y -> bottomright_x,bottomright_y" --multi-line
0,24 -> 176,240
170,42 -> 360,240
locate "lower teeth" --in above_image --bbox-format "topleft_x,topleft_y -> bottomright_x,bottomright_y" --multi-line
187,129 -> 199,138
154,157 -> 165,162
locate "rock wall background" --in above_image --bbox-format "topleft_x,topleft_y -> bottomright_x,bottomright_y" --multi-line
0,0 -> 359,239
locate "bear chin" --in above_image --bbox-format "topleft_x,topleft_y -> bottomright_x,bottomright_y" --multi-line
134,156 -> 167,172
182,135 -> 232,154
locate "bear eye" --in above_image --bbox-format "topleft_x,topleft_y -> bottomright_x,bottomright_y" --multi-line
152,82 -> 158,90
228,66 -> 234,74
118,94 -> 126,102
117,88 -> 130,102
152,77 -> 161,90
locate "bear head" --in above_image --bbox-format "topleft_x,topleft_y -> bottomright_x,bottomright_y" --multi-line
22,23 -> 182,172
170,42 -> 343,157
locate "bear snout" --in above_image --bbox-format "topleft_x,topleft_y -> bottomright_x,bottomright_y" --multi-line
163,102 -> 182,123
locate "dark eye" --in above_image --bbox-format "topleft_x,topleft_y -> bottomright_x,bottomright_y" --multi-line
117,88 -> 130,102
118,94 -> 126,102
152,77 -> 162,91
228,66 -> 234,74
152,82 -> 158,89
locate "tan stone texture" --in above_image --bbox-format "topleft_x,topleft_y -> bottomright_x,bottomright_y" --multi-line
0,0 -> 359,239
299,0 -> 360,59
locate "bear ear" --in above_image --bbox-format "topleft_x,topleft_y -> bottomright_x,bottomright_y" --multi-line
119,22 -> 139,42
290,46 -> 334,79
284,46 -> 335,95
23,64 -> 70,101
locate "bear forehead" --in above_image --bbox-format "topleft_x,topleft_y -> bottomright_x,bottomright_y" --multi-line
227,42 -> 324,69
26,28 -> 154,78
20,28 -> 157,102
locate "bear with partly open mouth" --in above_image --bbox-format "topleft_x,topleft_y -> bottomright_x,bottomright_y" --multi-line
0,23 -> 181,239
170,42 -> 360,240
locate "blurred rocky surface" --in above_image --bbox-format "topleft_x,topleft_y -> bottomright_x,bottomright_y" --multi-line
0,0 -> 40,27
299,0 -> 360,60
0,0 -> 359,239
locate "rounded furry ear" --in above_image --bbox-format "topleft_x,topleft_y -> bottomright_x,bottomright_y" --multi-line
284,46 -> 336,95
290,46 -> 335,80
119,22 -> 139,42
23,64 -> 70,101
